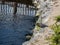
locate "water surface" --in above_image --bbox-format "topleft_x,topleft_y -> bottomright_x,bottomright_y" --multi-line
0,13 -> 35,45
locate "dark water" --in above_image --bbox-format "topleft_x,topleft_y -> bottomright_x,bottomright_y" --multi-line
0,14 -> 34,45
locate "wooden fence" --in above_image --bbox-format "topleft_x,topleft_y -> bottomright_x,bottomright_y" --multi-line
0,1 -> 36,16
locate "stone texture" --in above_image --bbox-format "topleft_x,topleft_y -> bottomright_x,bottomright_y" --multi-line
23,27 -> 55,45
22,0 -> 60,45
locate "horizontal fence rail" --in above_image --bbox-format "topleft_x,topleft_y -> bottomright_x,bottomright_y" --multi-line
0,1 -> 36,16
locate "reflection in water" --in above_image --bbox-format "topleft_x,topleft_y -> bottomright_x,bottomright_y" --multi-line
0,13 -> 35,45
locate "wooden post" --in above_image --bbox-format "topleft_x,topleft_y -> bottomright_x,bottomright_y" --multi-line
2,0 -> 5,4
13,2 -> 17,15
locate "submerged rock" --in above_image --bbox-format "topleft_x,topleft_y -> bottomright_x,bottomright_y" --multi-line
23,27 -> 55,45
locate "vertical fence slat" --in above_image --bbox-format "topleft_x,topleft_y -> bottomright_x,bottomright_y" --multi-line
1,4 -> 2,12
25,5 -> 26,15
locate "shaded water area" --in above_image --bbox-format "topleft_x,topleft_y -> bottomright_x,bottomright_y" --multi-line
0,14 -> 35,45
0,4 -> 35,45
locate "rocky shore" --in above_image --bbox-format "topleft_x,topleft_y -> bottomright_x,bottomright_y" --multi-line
23,0 -> 60,45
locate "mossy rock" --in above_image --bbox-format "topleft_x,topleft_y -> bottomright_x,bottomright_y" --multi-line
34,25 -> 40,31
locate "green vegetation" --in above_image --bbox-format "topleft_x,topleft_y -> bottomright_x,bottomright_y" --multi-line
55,15 -> 60,22
50,24 -> 60,45
50,15 -> 60,45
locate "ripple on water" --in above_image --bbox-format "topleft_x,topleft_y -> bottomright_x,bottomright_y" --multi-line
0,14 -> 34,45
